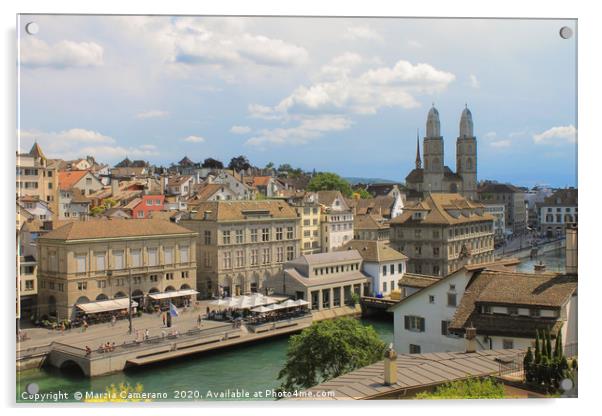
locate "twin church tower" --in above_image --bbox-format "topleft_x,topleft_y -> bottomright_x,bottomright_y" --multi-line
405,105 -> 477,200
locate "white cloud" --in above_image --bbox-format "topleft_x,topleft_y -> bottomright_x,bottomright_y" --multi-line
18,128 -> 158,161
246,116 -> 353,146
166,19 -> 308,68
533,125 -> 577,144
344,26 -> 383,42
469,74 -> 480,88
230,125 -> 251,134
135,110 -> 169,119
483,131 -> 497,140
256,58 -> 455,116
20,38 -> 103,69
182,135 -> 205,143
490,140 -> 511,148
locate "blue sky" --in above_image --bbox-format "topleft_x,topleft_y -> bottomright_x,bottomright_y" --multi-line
18,15 -> 577,187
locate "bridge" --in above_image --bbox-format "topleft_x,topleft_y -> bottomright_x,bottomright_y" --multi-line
20,315 -> 313,377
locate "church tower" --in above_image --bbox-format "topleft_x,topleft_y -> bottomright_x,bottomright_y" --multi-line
423,105 -> 444,192
456,105 -> 477,200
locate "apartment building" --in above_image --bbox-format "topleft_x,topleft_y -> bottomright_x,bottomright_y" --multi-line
317,191 -> 354,252
180,200 -> 301,298
16,143 -> 59,214
286,192 -> 322,255
389,193 -> 495,277
537,188 -> 578,237
36,219 -> 198,320
478,182 -> 526,234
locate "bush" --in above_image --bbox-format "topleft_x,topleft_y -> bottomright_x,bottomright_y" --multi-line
415,377 -> 505,399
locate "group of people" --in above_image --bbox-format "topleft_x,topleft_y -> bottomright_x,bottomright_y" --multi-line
85,341 -> 116,356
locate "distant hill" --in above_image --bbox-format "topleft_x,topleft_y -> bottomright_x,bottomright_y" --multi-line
344,177 -> 398,185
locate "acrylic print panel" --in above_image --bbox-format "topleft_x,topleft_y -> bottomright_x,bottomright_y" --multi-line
16,14 -> 577,404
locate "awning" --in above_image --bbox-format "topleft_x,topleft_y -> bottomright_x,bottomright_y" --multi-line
148,289 -> 198,300
76,298 -> 138,314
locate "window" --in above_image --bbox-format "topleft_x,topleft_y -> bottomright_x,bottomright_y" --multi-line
429,295 -> 435,304
433,265 -> 440,275
150,274 -> 159,282
276,247 -> 284,263
95,252 -> 106,271
262,248 -> 271,264
404,316 -> 425,332
433,247 -> 440,257
235,250 -> 244,268
222,230 -> 231,244
75,254 -> 87,273
223,252 -> 232,269
77,281 -> 87,291
409,344 -> 421,354
97,280 -> 107,288
148,248 -> 158,266
507,306 -> 518,316
287,226 -> 294,239
276,227 -> 283,240
204,230 -> 211,245
529,309 -> 540,317
262,228 -> 270,242
398,263 -> 403,273
390,264 -> 395,275
179,246 -> 189,263
286,246 -> 295,261
447,292 -> 457,307
235,229 -> 244,244
25,280 -> 34,290
130,249 -> 141,267
383,281 -> 387,293
441,320 -> 451,336
502,339 -> 514,349
165,273 -> 174,280
164,247 -> 174,264
251,228 -> 258,242
382,265 -> 387,276
181,271 -> 189,279
251,249 -> 258,266
112,250 -> 124,269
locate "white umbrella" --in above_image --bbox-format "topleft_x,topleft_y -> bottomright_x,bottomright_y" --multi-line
280,299 -> 297,308
251,305 -> 271,313
294,299 -> 309,307
209,299 -> 229,307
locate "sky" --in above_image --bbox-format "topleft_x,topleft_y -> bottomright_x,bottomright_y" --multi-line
17,15 -> 577,188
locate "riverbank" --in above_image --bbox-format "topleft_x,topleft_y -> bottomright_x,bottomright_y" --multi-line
16,317 -> 393,403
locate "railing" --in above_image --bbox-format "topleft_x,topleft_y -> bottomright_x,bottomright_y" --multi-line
496,353 -> 524,378
16,344 -> 52,360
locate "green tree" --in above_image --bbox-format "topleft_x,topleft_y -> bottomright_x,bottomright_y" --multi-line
353,189 -> 373,199
228,155 -> 251,172
415,378 -> 505,399
534,330 -> 541,364
277,318 -> 385,390
307,172 -> 353,197
545,329 -> 553,359
524,347 -> 534,382
265,162 -> 275,169
90,206 -> 105,216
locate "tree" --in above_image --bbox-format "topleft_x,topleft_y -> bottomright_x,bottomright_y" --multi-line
353,189 -> 373,199
228,155 -> 251,172
265,162 -> 275,169
201,158 -> 224,169
307,172 -> 353,197
534,330 -> 541,364
277,318 -> 386,390
415,378 -> 505,399
523,347 -> 534,382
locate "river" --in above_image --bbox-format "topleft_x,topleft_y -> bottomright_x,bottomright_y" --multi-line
16,317 -> 394,402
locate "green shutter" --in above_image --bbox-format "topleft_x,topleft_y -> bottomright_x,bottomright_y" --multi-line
404,315 -> 410,330
419,317 -> 425,332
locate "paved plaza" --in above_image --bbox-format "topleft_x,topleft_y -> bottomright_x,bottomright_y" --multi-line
17,300 -> 226,351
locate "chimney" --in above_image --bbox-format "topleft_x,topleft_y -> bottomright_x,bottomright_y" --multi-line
383,344 -> 398,386
565,224 -> 578,275
111,178 -> 119,196
465,326 -> 477,353
160,174 -> 167,195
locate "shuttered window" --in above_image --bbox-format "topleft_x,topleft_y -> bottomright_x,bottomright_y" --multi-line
404,315 -> 425,332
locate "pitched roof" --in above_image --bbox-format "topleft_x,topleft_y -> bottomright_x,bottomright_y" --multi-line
540,188 -> 578,207
389,193 -> 493,226
29,142 -> 46,159
341,240 -> 407,263
251,176 -> 272,187
289,250 -> 363,267
58,170 -> 89,190
192,183 -> 231,202
352,196 -> 396,217
354,214 -> 389,230
69,188 -> 91,204
38,219 -> 197,241
478,182 -> 522,194
187,200 -> 298,222
284,267 -> 369,287
364,183 -> 399,197
399,273 -> 440,288
405,168 -> 423,183
168,175 -> 193,187
448,270 -> 577,338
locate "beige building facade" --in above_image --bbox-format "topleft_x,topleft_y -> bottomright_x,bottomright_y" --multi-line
390,193 -> 495,277
16,143 -> 59,215
286,193 -> 322,254
267,251 -> 370,310
181,200 -> 301,298
36,219 -> 197,320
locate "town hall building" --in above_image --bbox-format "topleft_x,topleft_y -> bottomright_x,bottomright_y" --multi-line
406,105 -> 478,201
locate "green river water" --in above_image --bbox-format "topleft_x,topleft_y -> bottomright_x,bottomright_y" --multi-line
17,317 -> 394,402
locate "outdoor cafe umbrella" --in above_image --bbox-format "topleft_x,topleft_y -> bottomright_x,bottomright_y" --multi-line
280,299 -> 297,308
293,299 -> 309,307
250,305 -> 271,313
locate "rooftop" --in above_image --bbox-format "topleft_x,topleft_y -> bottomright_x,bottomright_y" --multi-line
187,200 -> 298,222
341,240 -> 407,263
38,219 -> 197,241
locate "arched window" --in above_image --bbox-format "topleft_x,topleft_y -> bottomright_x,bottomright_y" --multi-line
96,293 -> 108,301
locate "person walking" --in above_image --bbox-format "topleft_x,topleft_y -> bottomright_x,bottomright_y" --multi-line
144,328 -> 150,340
162,313 -> 166,327
197,314 -> 202,328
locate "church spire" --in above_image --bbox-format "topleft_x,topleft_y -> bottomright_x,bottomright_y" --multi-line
415,129 -> 422,169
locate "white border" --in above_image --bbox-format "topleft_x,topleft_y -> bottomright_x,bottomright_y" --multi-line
2,1 -> 599,415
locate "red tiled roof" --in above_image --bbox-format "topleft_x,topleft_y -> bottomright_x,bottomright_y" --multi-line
58,170 -> 88,190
